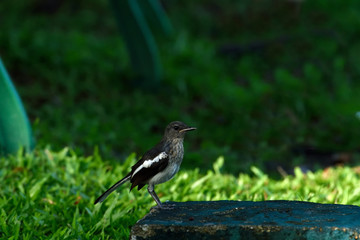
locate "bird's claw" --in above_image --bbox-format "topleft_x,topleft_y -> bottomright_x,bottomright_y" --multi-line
150,202 -> 175,211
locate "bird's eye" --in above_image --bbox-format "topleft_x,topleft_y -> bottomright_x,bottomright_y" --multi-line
173,125 -> 179,130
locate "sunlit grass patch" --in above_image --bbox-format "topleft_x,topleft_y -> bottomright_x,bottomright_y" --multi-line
1,149 -> 359,238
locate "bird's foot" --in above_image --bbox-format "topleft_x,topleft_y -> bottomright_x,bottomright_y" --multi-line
150,202 -> 175,211
160,205 -> 175,210
161,201 -> 176,209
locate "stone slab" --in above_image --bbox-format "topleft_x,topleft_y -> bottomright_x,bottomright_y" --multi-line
130,200 -> 360,240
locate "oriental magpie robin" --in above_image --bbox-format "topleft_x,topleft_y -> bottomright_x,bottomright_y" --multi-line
94,121 -> 196,208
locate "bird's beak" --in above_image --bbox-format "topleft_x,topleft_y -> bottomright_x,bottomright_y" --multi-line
179,127 -> 196,133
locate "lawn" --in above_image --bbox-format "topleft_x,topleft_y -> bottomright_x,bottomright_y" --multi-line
2,149 -> 360,239
1,0 -> 360,238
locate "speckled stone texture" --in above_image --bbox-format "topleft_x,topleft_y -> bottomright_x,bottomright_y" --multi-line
130,200 -> 360,240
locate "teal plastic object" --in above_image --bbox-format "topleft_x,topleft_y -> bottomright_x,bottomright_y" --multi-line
138,0 -> 173,37
110,0 -> 172,86
0,58 -> 34,155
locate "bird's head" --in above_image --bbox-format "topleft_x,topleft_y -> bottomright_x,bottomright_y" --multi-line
164,121 -> 196,140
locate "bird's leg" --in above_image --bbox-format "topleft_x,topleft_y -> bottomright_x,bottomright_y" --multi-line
147,184 -> 163,208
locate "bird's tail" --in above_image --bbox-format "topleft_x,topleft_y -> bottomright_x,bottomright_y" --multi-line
94,173 -> 131,204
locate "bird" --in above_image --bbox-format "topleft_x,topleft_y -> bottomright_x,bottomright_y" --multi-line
94,121 -> 196,208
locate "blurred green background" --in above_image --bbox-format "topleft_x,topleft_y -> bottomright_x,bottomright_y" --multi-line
1,0 -> 360,175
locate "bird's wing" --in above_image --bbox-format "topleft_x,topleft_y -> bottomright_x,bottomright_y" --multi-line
130,148 -> 169,190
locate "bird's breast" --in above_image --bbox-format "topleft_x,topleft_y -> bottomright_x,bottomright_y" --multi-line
148,141 -> 184,185
168,140 -> 184,164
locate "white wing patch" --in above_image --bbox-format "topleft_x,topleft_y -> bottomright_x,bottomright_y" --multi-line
132,152 -> 168,177
143,152 -> 167,167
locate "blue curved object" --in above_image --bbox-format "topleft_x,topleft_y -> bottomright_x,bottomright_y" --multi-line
0,57 -> 34,155
110,0 -> 173,86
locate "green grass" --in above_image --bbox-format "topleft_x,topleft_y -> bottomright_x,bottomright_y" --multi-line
1,148 -> 360,239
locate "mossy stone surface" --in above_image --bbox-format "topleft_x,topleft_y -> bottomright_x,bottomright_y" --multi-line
131,200 -> 360,240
